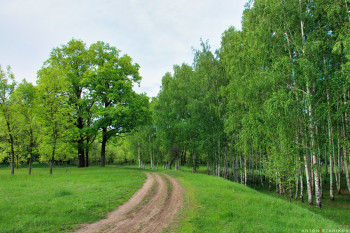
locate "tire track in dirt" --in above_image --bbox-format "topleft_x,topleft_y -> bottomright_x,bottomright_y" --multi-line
74,172 -> 183,233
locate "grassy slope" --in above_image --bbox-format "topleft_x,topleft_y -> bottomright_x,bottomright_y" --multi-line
180,165 -> 350,229
1,165 -> 347,233
164,170 -> 346,233
257,182 -> 350,229
0,166 -> 145,233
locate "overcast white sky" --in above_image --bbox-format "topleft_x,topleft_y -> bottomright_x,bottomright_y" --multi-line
0,0 -> 246,97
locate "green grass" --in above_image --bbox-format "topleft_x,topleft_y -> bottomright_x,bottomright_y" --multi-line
176,164 -> 350,230
1,164 -> 348,233
163,170 -> 346,233
0,166 -> 146,233
256,178 -> 350,229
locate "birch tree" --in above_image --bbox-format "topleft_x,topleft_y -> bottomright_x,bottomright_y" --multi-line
0,66 -> 16,174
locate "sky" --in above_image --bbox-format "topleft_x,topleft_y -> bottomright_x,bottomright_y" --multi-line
0,0 -> 246,97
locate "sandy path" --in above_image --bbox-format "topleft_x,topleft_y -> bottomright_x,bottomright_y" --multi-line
74,172 -> 183,233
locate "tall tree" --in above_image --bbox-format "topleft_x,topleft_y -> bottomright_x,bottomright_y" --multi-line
0,66 -> 16,175
11,80 -> 38,174
44,39 -> 90,167
36,66 -> 75,174
88,41 -> 150,167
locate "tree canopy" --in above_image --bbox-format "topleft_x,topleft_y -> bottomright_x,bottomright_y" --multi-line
123,0 -> 350,209
0,39 -> 150,173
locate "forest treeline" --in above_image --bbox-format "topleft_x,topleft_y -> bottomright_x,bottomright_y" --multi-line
1,0 -> 349,209
0,40 -> 149,174
123,0 -> 350,208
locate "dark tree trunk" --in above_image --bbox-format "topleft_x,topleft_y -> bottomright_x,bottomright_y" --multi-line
77,136 -> 85,167
77,117 -> 85,167
324,148 -> 327,184
85,137 -> 89,167
224,148 -> 228,179
5,117 -> 15,175
100,127 -> 107,167
169,158 -> 174,170
192,150 -> 196,173
50,142 -> 56,175
10,135 -> 15,175
29,129 -> 33,174
85,147 -> 89,167
28,158 -> 32,175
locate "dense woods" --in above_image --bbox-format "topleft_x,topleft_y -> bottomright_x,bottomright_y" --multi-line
0,40 -> 149,173
124,0 -> 350,208
1,2 -> 350,233
1,0 -> 349,211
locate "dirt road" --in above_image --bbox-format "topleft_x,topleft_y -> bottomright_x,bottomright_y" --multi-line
74,173 -> 183,233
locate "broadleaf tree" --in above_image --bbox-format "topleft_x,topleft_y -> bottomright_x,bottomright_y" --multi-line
88,41 -> 150,167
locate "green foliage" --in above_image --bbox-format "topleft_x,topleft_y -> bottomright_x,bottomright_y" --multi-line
0,66 -> 17,172
154,64 -> 195,165
0,167 -> 146,233
36,66 -> 76,163
88,41 -> 149,138
143,41 -> 227,171
42,39 -> 93,167
122,0 -> 350,210
85,41 -> 150,166
11,80 -> 39,164
0,39 -> 150,169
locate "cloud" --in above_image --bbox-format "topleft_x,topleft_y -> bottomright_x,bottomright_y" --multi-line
0,0 -> 246,97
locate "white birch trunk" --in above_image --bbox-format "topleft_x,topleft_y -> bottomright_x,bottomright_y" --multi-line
327,89 -> 335,200
138,142 -> 141,169
308,87 -> 321,208
342,91 -> 350,193
300,166 -> 304,203
303,137 -> 313,205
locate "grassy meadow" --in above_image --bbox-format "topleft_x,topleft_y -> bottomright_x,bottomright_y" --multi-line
179,164 -> 350,230
256,175 -> 350,229
163,170 -> 347,233
0,166 -> 145,233
1,165 -> 348,233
